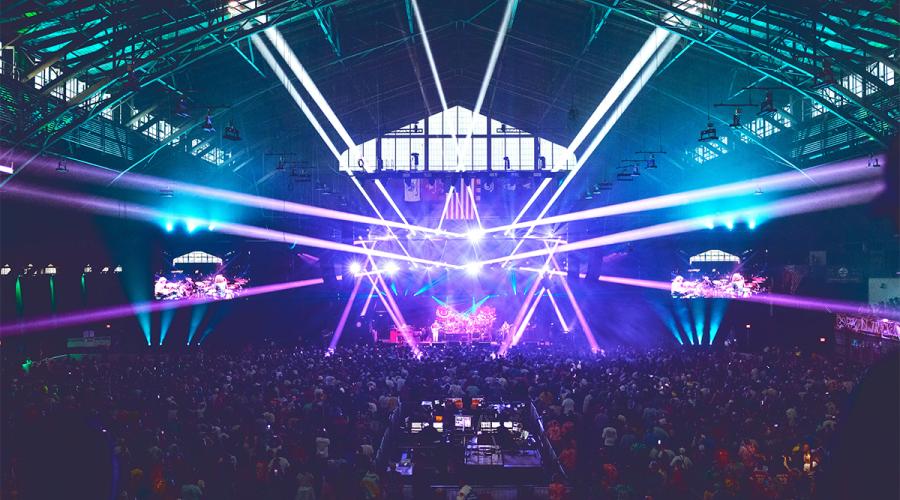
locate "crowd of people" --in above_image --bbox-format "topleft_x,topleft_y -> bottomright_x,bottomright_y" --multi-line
0,341 -> 880,499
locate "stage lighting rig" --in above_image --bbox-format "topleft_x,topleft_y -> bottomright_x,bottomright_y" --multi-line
266,152 -> 297,172
758,90 -> 776,116
202,110 -> 215,133
383,262 -> 400,275
56,159 -> 68,173
223,120 -> 241,141
730,108 -> 741,128
812,60 -> 836,91
466,228 -> 485,242
714,100 -> 756,128
698,121 -> 718,142
868,155 -> 881,168
175,98 -> 191,118
124,64 -> 141,93
616,166 -> 634,181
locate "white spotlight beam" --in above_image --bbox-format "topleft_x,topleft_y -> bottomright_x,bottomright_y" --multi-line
471,0 -> 517,119
410,0 -> 462,168
481,180 -> 885,265
360,282 -> 377,317
500,28 -> 677,260
459,0 -> 517,169
550,253 -> 598,351
261,28 -> 418,245
502,32 -> 681,263
374,179 -> 412,226
544,289 -> 569,332
436,186 -> 454,231
329,276 -> 363,351
484,154 -> 881,235
467,185 -> 484,230
361,241 -> 419,353
349,176 -> 414,259
251,35 -> 342,160
499,241 -> 560,354
264,27 -> 356,153
410,0 -> 450,112
569,27 -> 670,153
507,178 -> 552,232
512,288 -> 546,347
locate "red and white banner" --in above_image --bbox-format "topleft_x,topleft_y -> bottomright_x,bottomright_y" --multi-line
446,179 -> 480,220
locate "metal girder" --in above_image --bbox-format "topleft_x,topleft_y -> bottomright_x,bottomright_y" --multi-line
2,0 -> 101,45
123,103 -> 159,128
189,134 -> 216,155
22,17 -> 112,82
1,0 -> 346,184
652,2 -> 896,128
134,113 -> 163,134
314,4 -> 341,57
585,0 -> 617,51
814,12 -> 899,75
193,141 -> 216,159
703,4 -> 893,97
584,0 -> 893,148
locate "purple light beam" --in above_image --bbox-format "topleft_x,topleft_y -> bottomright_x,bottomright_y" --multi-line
596,275 -> 900,322
486,153 -> 884,235
1,278 -> 324,337
482,180 -> 885,265
1,183 -> 455,269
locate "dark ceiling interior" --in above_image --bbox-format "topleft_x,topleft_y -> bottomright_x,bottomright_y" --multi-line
0,0 -> 897,224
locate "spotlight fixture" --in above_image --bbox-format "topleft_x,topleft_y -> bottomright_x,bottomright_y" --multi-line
868,155 -> 881,168
175,98 -> 191,118
466,228 -> 485,242
754,186 -> 764,196
223,120 -> 241,141
1,264 -> 11,276
410,152 -> 420,169
812,60 -> 836,91
114,265 -> 123,274
758,90 -> 776,116
0,162 -> 15,174
202,110 -> 215,132
646,154 -> 657,168
537,156 -> 547,170
383,262 -> 399,275
698,121 -> 718,142
730,108 -> 742,128
616,171 -> 633,181
464,262 -> 482,276
124,65 -> 141,92
159,189 -> 174,198
631,164 -> 641,176
503,156 -> 511,170
349,262 -> 362,275
56,159 -> 68,173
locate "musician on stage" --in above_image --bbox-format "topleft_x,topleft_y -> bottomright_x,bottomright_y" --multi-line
430,321 -> 440,343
